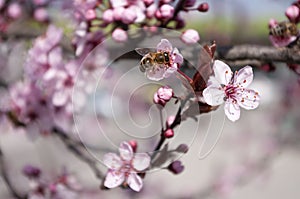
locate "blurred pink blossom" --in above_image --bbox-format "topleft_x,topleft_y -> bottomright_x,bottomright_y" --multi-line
34,8 -> 49,22
112,28 -> 128,42
159,4 -> 174,19
285,5 -> 300,23
181,29 -> 200,44
103,141 -> 151,192
7,3 -> 22,19
203,60 -> 260,122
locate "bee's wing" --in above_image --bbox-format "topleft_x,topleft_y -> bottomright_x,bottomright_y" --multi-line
135,48 -> 156,56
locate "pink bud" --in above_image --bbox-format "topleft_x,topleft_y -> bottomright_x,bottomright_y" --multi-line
181,29 -> 200,44
166,115 -> 175,127
175,17 -> 185,29
168,160 -> 184,174
153,86 -> 174,106
285,5 -> 300,23
103,9 -> 114,23
122,8 -> 137,24
176,144 -> 189,153
112,28 -> 128,42
128,140 -> 138,152
8,3 -> 22,19
198,2 -> 209,12
34,8 -> 49,22
85,9 -> 97,21
164,129 -> 174,138
113,7 -> 125,21
22,165 -> 41,178
155,10 -> 162,19
146,4 -> 157,18
160,4 -> 174,19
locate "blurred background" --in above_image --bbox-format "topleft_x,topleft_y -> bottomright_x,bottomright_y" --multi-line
1,0 -> 300,199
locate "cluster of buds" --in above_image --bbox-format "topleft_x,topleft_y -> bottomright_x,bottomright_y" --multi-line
22,165 -> 81,199
0,0 -> 51,33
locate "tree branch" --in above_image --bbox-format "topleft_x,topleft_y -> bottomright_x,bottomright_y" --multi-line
216,45 -> 300,64
52,127 -> 104,180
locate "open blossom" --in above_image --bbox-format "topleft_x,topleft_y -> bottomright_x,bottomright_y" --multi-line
103,141 -> 151,192
203,60 -> 260,122
181,29 -> 200,44
141,39 -> 183,81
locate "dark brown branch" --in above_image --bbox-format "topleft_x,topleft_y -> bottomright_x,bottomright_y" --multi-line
0,147 -> 26,199
216,45 -> 300,64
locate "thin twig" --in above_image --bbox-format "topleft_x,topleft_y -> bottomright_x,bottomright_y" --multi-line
52,127 -> 104,180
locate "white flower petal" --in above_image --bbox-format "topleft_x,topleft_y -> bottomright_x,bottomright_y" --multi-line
103,153 -> 122,170
119,141 -> 133,161
234,66 -> 253,88
146,67 -> 165,81
213,60 -> 233,85
132,153 -> 151,171
203,85 -> 225,106
53,89 -> 69,106
157,39 -> 173,52
172,48 -> 183,64
236,89 -> 260,110
127,173 -> 143,192
224,99 -> 240,122
104,170 -> 125,189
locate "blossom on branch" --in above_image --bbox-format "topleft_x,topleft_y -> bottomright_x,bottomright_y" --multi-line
103,141 -> 151,192
203,60 -> 260,122
153,86 -> 173,106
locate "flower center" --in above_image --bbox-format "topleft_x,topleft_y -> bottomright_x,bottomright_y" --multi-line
224,84 -> 238,100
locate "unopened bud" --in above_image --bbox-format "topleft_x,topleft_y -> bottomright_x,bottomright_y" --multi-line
164,129 -> 174,138
22,165 -> 41,178
128,140 -> 138,152
168,160 -> 184,174
176,144 -> 189,153
198,3 -> 209,12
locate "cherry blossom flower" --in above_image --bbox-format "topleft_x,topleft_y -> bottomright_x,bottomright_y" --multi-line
153,86 -> 173,106
181,29 -> 200,44
112,28 -> 128,42
203,60 -> 260,122
268,19 -> 298,47
285,5 -> 300,23
103,141 -> 151,192
143,39 -> 183,81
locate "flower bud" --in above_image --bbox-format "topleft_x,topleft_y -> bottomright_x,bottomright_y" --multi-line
122,8 -> 137,24
128,140 -> 137,152
153,86 -> 174,107
198,2 -> 209,12
85,9 -> 97,21
113,7 -> 125,21
285,5 -> 300,23
164,129 -> 174,138
181,29 -> 200,44
168,160 -> 184,174
22,165 -> 41,178
112,28 -> 128,42
160,4 -> 174,19
176,144 -> 189,153
103,9 -> 114,23
34,8 -> 48,22
8,3 -> 22,19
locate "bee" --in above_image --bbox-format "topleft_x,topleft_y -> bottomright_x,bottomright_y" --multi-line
269,21 -> 298,37
135,48 -> 171,73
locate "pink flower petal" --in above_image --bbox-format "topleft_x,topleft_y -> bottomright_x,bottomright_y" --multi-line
132,153 -> 151,171
104,170 -> 125,189
119,141 -> 133,161
53,89 -> 69,106
269,35 -> 297,48
234,66 -> 253,88
103,153 -> 122,170
213,60 -> 233,85
157,39 -> 173,52
224,99 -> 240,122
127,173 -> 143,192
236,89 -> 260,110
172,48 -> 183,64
